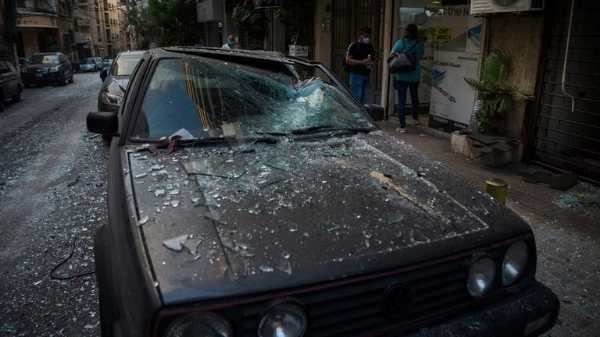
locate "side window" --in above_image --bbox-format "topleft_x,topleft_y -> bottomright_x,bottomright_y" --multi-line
120,59 -> 144,115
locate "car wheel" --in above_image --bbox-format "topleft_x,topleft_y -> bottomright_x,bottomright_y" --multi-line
95,227 -> 115,337
24,82 -> 31,88
12,92 -> 21,103
0,97 -> 4,112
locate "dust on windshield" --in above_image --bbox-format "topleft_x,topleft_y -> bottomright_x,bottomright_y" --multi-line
132,57 -> 373,140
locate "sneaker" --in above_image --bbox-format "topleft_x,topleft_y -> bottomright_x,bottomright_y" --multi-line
399,128 -> 407,133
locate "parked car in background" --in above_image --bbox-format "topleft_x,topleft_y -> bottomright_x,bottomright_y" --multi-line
0,61 -> 24,111
21,52 -> 74,87
80,57 -> 103,72
87,47 -> 559,337
98,50 -> 144,114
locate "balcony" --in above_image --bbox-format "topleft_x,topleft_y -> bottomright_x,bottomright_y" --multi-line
16,0 -> 58,15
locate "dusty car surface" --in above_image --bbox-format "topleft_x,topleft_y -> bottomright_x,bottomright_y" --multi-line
87,47 -> 559,337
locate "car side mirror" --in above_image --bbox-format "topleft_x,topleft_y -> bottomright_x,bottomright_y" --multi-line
100,69 -> 107,81
87,111 -> 118,135
364,104 -> 384,121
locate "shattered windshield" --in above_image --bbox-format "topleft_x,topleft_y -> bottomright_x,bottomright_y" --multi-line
133,57 -> 373,140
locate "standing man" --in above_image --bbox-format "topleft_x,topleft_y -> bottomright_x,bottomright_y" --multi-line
345,27 -> 376,104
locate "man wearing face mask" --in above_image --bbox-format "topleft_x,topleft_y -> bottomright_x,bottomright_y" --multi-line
345,27 -> 376,104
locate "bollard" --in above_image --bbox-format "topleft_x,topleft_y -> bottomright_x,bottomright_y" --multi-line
484,178 -> 508,205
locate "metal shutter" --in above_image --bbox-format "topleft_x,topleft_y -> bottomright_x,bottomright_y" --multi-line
533,0 -> 600,182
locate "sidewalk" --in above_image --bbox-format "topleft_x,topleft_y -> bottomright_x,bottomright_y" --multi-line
377,118 -> 600,337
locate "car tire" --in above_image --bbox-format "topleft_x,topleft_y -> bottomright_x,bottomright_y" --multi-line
24,82 -> 31,88
0,97 -> 4,112
95,227 -> 115,337
12,92 -> 21,103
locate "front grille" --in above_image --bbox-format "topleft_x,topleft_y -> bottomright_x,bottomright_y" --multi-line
157,241 -> 526,337
229,253 -> 483,337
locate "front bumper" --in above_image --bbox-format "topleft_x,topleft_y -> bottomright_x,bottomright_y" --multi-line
22,72 -> 64,84
398,282 -> 559,337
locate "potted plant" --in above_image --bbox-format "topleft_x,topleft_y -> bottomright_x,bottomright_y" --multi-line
465,50 -> 531,135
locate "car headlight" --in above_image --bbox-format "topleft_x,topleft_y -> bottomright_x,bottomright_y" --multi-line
258,303 -> 307,337
50,65 -> 60,72
101,91 -> 122,105
163,313 -> 232,337
502,241 -> 529,286
467,257 -> 496,298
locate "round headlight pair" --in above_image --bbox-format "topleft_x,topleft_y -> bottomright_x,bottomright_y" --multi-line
164,303 -> 307,337
467,241 -> 529,298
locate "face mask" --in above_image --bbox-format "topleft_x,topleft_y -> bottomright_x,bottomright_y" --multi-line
362,37 -> 371,44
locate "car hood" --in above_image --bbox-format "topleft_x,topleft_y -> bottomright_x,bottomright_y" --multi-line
127,132 -> 531,305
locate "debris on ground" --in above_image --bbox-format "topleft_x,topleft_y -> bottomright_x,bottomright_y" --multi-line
553,182 -> 600,213
522,170 -> 578,191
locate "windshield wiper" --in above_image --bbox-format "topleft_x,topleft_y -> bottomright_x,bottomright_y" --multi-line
172,136 -> 278,147
291,125 -> 374,135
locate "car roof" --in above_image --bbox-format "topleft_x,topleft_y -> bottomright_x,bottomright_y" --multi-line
159,46 -> 295,65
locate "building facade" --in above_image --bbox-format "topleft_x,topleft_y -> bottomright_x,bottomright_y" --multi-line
14,0 -> 129,60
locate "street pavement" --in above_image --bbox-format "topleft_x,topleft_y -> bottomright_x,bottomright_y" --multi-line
0,73 -> 105,337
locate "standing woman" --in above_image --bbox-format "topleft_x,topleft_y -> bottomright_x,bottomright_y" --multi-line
390,24 -> 424,132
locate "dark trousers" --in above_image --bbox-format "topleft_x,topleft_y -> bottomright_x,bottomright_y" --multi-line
394,80 -> 419,128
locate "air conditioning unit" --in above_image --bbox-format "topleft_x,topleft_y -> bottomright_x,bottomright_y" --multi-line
470,0 -> 545,15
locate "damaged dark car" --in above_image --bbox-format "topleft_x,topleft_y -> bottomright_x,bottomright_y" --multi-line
88,47 -> 559,337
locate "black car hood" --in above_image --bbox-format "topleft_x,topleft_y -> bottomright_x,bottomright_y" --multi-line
127,132 -> 530,305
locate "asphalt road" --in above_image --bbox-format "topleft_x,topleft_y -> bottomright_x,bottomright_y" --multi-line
0,73 -> 105,337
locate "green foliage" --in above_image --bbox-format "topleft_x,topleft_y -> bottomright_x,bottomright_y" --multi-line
276,1 -> 315,45
231,0 -> 269,35
465,51 -> 531,135
144,0 -> 204,47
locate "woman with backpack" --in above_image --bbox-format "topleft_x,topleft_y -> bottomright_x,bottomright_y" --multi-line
388,24 -> 425,133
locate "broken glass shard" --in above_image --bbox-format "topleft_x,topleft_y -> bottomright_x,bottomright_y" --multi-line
259,265 -> 274,273
163,235 -> 188,252
170,200 -> 181,208
135,173 -> 148,179
154,189 -> 166,197
138,216 -> 149,226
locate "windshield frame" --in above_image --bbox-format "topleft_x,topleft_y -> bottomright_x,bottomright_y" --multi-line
125,53 -> 376,145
